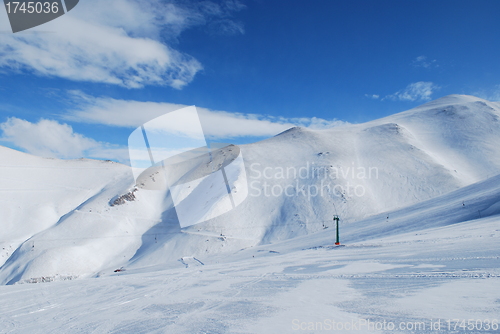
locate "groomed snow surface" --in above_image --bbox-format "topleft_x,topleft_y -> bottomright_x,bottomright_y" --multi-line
1,95 -> 499,333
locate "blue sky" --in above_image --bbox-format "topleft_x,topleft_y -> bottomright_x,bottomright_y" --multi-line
0,0 -> 499,163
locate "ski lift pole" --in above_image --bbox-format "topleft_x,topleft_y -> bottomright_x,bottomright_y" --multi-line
333,215 -> 340,245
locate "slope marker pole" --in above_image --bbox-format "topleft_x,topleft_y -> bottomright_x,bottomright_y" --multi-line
333,215 -> 340,245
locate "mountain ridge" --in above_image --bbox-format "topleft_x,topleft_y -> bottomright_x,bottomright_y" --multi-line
1,94 -> 500,284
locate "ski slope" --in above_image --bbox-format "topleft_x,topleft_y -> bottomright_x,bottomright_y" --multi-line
0,95 -> 499,333
0,193 -> 498,332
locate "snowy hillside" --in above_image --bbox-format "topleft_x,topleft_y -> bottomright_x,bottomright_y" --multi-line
1,94 -> 500,285
0,165 -> 499,333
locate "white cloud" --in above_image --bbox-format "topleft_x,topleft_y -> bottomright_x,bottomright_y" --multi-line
0,117 -> 128,161
0,91 -> 349,162
364,94 -> 380,99
412,55 -> 438,69
0,98 -> 348,162
472,85 -> 500,102
285,116 -> 348,130
385,82 -> 440,102
0,0 -> 244,89
64,91 -> 348,139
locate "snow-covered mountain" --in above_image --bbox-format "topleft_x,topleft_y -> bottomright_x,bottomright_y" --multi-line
1,94 -> 500,285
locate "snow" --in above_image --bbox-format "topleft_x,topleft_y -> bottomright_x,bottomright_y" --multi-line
0,95 -> 499,332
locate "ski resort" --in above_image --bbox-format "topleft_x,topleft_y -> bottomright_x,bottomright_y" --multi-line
1,0 -> 499,332
0,95 -> 499,332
